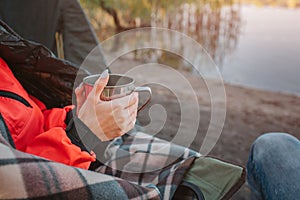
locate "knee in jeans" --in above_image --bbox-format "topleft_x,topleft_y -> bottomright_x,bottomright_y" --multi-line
255,132 -> 295,146
255,132 -> 291,145
250,132 -> 295,160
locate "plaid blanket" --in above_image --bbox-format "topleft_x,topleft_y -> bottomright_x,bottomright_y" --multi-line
0,128 -> 199,200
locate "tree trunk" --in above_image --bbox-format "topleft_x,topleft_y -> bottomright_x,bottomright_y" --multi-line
98,0 -> 149,31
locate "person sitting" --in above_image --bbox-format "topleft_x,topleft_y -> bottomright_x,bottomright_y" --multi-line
0,19 -> 245,199
247,132 -> 300,200
0,54 -> 203,199
0,57 -> 137,169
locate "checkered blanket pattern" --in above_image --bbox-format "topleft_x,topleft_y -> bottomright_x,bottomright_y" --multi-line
0,130 -> 199,200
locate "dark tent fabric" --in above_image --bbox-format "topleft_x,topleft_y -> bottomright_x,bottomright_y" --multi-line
0,0 -> 106,68
0,0 -> 109,107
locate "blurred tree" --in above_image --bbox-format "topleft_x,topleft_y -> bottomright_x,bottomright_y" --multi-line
80,0 -> 300,31
80,0 -> 202,30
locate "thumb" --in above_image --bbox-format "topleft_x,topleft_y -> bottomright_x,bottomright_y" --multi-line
75,83 -> 85,114
88,69 -> 109,102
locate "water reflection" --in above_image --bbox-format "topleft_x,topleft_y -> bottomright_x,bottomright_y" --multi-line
161,3 -> 242,68
84,0 -> 300,94
98,1 -> 243,74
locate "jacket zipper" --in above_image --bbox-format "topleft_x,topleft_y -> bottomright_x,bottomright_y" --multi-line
0,90 -> 32,107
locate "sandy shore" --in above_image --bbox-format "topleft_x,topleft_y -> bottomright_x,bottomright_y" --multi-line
110,58 -> 300,199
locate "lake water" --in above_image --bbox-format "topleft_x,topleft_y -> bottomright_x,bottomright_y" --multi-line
96,3 -> 300,96
222,5 -> 300,95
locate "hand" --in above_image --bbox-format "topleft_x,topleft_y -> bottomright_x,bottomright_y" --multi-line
75,70 -> 138,141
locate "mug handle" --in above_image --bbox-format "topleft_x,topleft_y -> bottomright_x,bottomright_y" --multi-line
134,86 -> 152,112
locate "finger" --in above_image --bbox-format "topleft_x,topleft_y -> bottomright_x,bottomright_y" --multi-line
75,83 -> 85,114
129,113 -> 137,127
123,112 -> 137,133
129,105 -> 138,122
119,107 -> 137,127
112,92 -> 138,109
124,92 -> 139,109
98,121 -> 124,140
87,69 -> 109,103
127,101 -> 138,116
123,96 -> 138,122
75,83 -> 85,97
90,151 -> 96,159
109,130 -> 125,140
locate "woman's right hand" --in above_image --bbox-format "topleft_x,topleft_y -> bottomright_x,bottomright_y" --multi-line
75,70 -> 138,141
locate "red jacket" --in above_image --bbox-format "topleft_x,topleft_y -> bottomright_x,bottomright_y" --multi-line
0,58 -> 95,169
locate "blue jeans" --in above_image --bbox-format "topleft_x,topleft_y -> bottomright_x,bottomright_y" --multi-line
247,133 -> 300,200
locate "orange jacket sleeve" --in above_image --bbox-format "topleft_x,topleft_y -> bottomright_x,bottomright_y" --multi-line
25,127 -> 95,169
0,57 -> 94,169
29,97 -> 96,169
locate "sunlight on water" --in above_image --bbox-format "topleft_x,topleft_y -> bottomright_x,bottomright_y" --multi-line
222,5 -> 300,95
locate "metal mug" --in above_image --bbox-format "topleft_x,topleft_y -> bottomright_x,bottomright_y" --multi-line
83,74 -> 151,112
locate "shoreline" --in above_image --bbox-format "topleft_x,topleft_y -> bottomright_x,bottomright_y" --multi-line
223,80 -> 300,99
